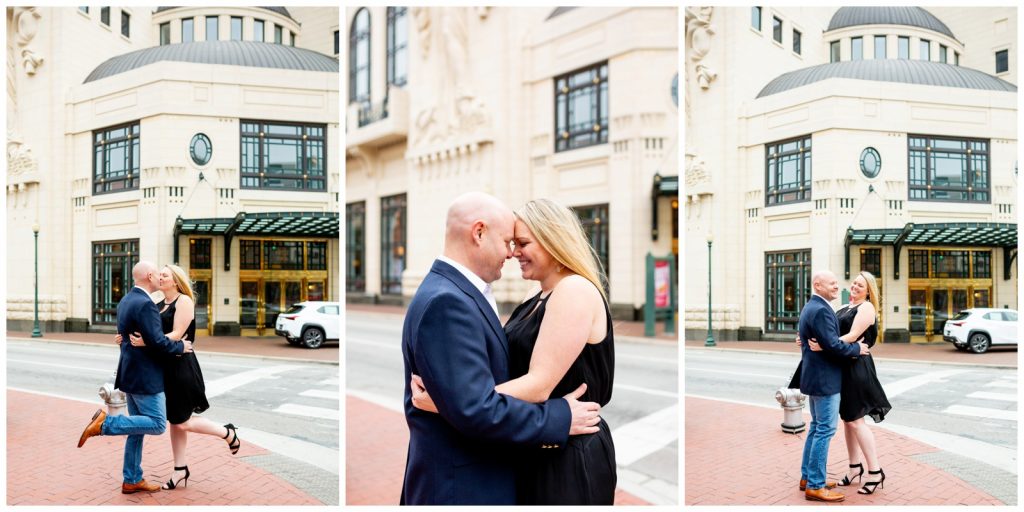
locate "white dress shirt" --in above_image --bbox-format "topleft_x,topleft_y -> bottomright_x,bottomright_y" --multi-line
438,255 -> 499,316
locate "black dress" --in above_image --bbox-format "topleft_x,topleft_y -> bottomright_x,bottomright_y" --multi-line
159,296 -> 210,425
836,303 -> 892,423
505,290 -> 617,505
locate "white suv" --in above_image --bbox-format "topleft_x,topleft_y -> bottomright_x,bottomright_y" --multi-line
275,301 -> 340,349
943,308 -> 1018,354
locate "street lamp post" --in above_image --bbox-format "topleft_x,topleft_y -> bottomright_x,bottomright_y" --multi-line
31,223 -> 42,338
705,234 -> 715,347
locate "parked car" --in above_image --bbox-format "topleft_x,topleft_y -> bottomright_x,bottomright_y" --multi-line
275,301 -> 340,348
943,308 -> 1018,354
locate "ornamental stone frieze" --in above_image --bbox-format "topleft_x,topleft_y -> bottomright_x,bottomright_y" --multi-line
685,6 -> 717,91
684,304 -> 740,330
7,295 -> 68,321
12,7 -> 44,76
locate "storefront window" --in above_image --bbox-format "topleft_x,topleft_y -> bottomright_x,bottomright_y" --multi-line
765,250 -> 811,333
241,240 -> 261,269
972,250 -> 992,278
240,121 -> 326,191
765,135 -> 811,205
190,238 -> 212,270
573,203 -> 610,293
264,241 -> 304,270
909,250 -> 929,278
307,241 -> 327,270
381,194 -> 406,295
347,202 -> 366,292
93,239 -> 138,324
908,135 -> 989,203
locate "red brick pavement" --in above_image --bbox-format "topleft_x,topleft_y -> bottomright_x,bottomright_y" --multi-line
685,339 -> 1017,367
6,390 -> 322,505
345,395 -> 650,505
685,396 -> 1005,506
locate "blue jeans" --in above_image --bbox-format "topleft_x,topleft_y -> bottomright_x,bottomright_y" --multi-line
800,393 -> 840,490
101,392 -> 167,484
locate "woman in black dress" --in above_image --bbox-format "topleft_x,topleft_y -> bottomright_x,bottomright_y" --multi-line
411,198 -> 616,505
807,271 -> 890,494
120,264 -> 240,489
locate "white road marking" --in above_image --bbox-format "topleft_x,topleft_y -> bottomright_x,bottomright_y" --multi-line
616,353 -> 678,366
204,365 -> 303,398
610,404 -> 679,466
966,391 -> 1018,402
615,383 -> 678,398
300,389 -> 340,400
6,359 -> 113,374
881,368 -> 971,397
274,403 -> 340,421
943,405 -> 1017,422
686,367 -> 787,380
985,380 -> 1018,389
319,377 -> 339,386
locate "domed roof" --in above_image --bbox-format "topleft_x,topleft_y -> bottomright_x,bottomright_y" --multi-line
84,41 -> 338,83
756,59 -> 1016,98
827,7 -> 955,39
155,6 -> 293,20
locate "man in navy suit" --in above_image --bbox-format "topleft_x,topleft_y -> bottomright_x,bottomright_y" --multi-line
798,270 -> 869,502
400,192 -> 602,505
78,260 -> 193,494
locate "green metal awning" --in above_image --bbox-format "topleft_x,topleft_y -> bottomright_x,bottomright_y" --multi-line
651,173 -> 679,241
844,222 -> 1017,280
173,211 -> 339,270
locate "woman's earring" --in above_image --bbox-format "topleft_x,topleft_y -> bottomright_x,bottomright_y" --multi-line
556,264 -> 563,273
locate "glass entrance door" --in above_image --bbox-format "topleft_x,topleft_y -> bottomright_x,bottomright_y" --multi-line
194,279 -> 211,334
240,280 -> 260,329
909,288 -> 928,339
264,281 -> 282,334
931,289 -> 949,337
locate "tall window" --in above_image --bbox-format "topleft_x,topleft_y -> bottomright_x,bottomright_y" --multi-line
182,17 -> 194,43
954,51 -> 959,66
206,15 -> 219,41
254,19 -> 265,42
346,202 -> 366,292
307,241 -> 328,270
120,11 -> 130,38
240,240 -> 261,269
79,7 -> 89,13
851,36 -> 863,60
830,40 -> 840,62
898,36 -> 909,59
996,49 -> 1009,73
230,16 -> 242,40
573,204 -> 610,293
919,39 -> 930,60
772,16 -> 782,43
387,7 -> 409,86
159,22 -> 170,45
381,194 -> 406,295
291,31 -> 296,47
100,7 -> 110,26
908,135 -> 989,203
349,8 -> 371,104
765,250 -> 811,333
874,35 -> 886,59
240,121 -> 326,191
333,30 -> 340,55
765,135 -> 811,205
274,24 -> 283,44
93,122 -> 140,195
792,29 -> 801,55
190,238 -> 212,270
93,240 -> 139,324
939,44 -> 947,63
751,6 -> 761,31
554,62 -> 608,152
861,248 -> 882,276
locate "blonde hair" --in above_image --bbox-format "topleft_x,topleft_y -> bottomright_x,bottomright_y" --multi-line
858,271 -> 881,317
164,264 -> 195,302
515,198 -> 608,303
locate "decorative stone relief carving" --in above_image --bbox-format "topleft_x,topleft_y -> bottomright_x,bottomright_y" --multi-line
685,7 -> 717,91
13,8 -> 44,76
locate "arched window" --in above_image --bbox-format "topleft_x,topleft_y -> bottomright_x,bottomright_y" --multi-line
387,7 -> 408,86
349,8 -> 371,104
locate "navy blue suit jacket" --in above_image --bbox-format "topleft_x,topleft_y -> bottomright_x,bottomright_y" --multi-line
400,260 -> 571,505
114,287 -> 184,394
797,294 -> 861,396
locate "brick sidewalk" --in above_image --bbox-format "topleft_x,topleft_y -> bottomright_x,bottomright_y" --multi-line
345,395 -> 650,505
685,396 -> 1005,505
5,331 -> 338,363
685,339 -> 1017,368
6,390 -> 322,505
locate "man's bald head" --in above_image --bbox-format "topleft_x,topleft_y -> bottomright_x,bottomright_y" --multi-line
442,192 -> 515,283
133,260 -> 159,292
812,269 -> 839,301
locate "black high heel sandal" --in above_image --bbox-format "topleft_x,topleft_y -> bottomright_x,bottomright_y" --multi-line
223,423 -> 241,455
162,465 -> 190,490
837,463 -> 864,486
858,468 -> 885,494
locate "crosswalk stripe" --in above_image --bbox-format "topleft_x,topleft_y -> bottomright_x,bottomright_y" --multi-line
943,405 -> 1017,421
610,404 -> 679,466
883,369 -> 971,397
300,389 -> 339,400
966,391 -> 1017,402
205,365 -> 304,398
319,377 -> 339,386
274,403 -> 339,421
985,381 -> 1018,389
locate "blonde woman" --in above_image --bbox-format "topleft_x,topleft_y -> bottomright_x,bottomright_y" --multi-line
117,264 -> 240,490
807,271 -> 891,494
411,198 -> 616,505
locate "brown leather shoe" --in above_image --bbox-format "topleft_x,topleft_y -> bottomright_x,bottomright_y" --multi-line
799,479 -> 837,491
122,479 -> 161,494
805,487 -> 845,502
77,409 -> 106,448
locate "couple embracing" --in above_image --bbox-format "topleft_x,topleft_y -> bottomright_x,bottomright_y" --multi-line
400,192 -> 617,505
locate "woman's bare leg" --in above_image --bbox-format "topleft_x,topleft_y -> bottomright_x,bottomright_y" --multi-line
180,415 -> 231,444
843,421 -> 864,482
850,418 -> 880,472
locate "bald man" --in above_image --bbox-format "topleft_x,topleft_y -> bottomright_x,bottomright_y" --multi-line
797,270 -> 869,502
400,192 -> 601,505
78,260 -> 193,494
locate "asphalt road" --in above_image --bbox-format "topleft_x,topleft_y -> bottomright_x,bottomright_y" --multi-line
685,348 -> 1017,474
346,312 -> 680,504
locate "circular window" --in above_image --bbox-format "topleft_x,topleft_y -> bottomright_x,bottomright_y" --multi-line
860,147 -> 881,178
190,133 -> 212,166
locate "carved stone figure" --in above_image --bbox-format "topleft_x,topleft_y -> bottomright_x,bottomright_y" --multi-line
13,7 -> 44,76
685,7 -> 717,90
